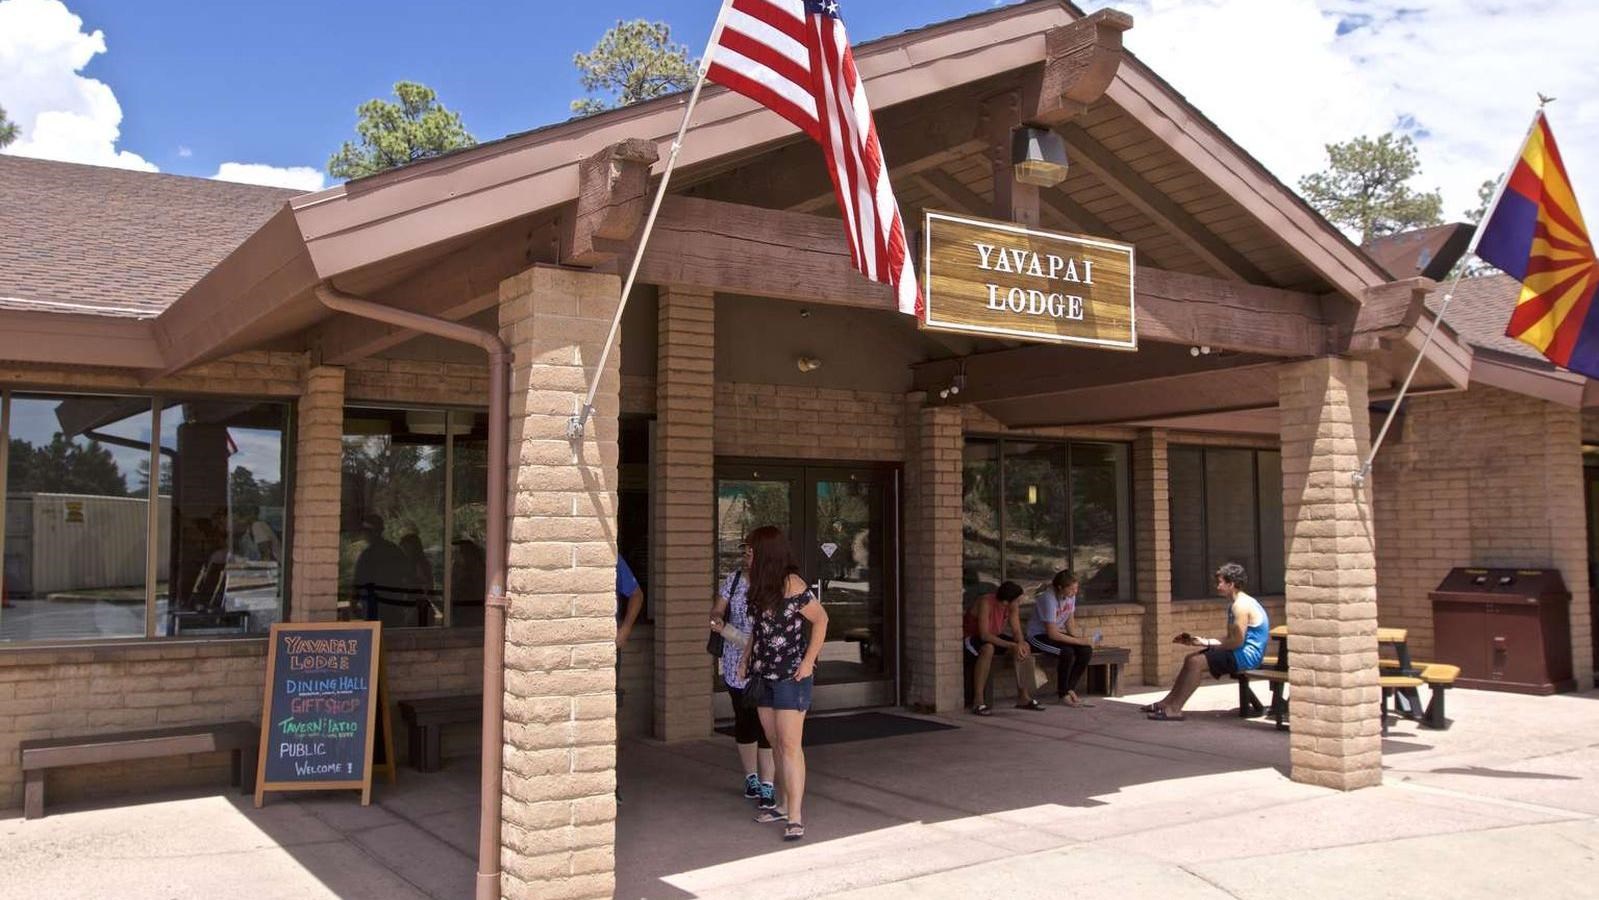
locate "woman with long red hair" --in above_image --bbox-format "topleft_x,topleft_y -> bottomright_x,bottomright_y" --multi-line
736,525 -> 827,842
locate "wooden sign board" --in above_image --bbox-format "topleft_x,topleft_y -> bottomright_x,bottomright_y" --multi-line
255,621 -> 388,807
921,210 -> 1137,350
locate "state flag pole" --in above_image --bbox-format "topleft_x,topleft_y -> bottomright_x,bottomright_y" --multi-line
1353,104 -> 1546,486
569,1 -> 734,440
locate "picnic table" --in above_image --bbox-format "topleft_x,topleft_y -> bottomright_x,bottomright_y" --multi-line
1239,626 -> 1455,733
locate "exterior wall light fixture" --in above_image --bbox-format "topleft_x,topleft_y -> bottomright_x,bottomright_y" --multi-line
1013,126 -> 1070,188
797,356 -> 823,373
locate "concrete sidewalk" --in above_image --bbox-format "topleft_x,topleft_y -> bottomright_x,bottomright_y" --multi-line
4,683 -> 1597,898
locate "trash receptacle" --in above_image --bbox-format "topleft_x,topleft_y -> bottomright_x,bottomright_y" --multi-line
1429,568 -> 1575,695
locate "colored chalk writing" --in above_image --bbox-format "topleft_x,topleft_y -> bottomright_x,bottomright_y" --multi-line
255,622 -> 383,806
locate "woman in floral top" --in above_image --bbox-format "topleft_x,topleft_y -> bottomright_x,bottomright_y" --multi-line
709,536 -> 774,808
736,525 -> 827,842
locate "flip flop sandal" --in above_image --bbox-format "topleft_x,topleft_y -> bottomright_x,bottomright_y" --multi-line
1147,708 -> 1185,721
1015,699 -> 1046,711
755,810 -> 788,824
783,822 -> 805,841
970,704 -> 992,717
1138,703 -> 1160,713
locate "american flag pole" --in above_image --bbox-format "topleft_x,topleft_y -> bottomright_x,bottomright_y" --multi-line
569,2 -> 736,440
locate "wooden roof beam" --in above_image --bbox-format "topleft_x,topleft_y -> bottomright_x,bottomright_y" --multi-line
560,139 -> 659,267
1058,122 -> 1271,285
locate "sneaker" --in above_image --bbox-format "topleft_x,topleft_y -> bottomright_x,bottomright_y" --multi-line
743,773 -> 761,799
759,782 -> 776,809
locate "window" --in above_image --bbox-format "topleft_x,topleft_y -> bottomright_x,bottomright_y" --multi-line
339,406 -> 486,628
1,390 -> 292,643
962,438 -> 1132,603
1168,446 -> 1285,598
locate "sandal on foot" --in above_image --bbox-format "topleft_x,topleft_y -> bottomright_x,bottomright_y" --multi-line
970,704 -> 992,717
783,822 -> 805,841
755,810 -> 788,824
1138,703 -> 1160,713
1147,708 -> 1185,721
1015,699 -> 1046,711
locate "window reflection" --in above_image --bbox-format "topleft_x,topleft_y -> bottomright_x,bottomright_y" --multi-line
340,406 -> 485,628
157,400 -> 290,636
2,395 -> 151,642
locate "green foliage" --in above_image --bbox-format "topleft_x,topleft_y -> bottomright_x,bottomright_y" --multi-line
7,435 -> 129,497
327,81 -> 476,180
1298,133 -> 1444,244
572,19 -> 696,116
0,103 -> 17,149
1466,178 -> 1498,223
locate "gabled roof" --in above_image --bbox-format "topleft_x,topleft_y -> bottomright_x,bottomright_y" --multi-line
1365,223 -> 1474,282
0,154 -> 294,318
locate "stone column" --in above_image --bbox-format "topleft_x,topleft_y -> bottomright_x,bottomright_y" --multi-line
498,265 -> 622,900
653,286 -> 716,742
1279,358 -> 1382,791
902,397 -> 965,713
290,364 -> 345,622
1133,428 -> 1173,685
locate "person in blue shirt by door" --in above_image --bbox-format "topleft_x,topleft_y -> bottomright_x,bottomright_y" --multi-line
616,556 -> 645,649
1145,562 -> 1269,722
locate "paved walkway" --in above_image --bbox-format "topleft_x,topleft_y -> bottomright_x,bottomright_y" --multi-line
4,683 -> 1598,898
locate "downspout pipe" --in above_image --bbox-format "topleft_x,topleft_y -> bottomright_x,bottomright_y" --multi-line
314,285 -> 510,900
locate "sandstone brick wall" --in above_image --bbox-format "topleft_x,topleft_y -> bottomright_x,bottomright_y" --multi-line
716,383 -> 905,461
0,350 -> 491,814
0,633 -> 483,812
1373,385 -> 1592,686
1279,358 -> 1381,791
902,400 -> 964,712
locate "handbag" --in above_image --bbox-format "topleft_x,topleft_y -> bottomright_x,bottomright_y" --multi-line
707,570 -> 743,657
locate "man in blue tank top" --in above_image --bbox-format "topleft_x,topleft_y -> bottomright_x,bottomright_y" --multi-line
1145,562 -> 1269,721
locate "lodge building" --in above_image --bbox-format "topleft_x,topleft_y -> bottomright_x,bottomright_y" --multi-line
0,3 -> 1593,897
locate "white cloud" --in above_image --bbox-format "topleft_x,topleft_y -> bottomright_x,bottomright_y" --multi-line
0,0 -> 155,171
1080,0 -> 1599,230
176,145 -> 192,158
212,162 -> 326,192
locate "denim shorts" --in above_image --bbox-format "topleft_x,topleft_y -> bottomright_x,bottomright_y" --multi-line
761,676 -> 815,712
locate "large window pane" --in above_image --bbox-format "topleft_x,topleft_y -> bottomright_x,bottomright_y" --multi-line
448,410 -> 489,628
157,399 -> 290,636
1169,447 -> 1207,600
3,394 -> 152,642
341,408 -> 446,628
1256,450 -> 1285,595
1204,449 -> 1259,585
1004,442 -> 1068,592
962,440 -> 1001,605
1071,442 -> 1129,603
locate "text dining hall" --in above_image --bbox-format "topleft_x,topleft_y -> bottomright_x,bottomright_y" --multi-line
0,2 -> 1594,898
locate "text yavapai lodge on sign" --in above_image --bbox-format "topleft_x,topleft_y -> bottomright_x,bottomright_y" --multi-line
975,242 -> 1096,321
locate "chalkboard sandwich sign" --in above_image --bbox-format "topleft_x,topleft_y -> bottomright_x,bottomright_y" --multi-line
255,621 -> 384,807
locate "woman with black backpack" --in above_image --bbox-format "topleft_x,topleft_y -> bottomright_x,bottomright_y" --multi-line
710,533 -> 775,810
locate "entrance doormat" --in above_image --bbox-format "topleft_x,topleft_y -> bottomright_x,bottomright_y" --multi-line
715,712 -> 958,747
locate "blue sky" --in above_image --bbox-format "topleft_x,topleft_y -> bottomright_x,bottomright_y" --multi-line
3,0 -> 1597,226
13,0 -> 997,181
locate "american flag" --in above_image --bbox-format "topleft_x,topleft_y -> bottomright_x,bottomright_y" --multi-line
705,0 -> 921,318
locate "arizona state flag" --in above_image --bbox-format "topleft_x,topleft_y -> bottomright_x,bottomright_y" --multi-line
1476,111 -> 1599,378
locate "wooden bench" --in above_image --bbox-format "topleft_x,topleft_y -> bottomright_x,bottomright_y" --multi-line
398,695 -> 481,772
20,722 -> 257,820
1236,669 -> 1290,730
1026,646 -> 1131,698
1379,675 -> 1426,736
1380,660 -> 1459,730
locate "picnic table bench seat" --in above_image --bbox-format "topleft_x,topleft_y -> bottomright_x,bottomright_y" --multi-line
19,722 -> 257,819
398,695 -> 482,772
1236,669 -> 1290,730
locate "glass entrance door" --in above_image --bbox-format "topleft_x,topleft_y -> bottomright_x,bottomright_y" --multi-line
715,462 -> 899,710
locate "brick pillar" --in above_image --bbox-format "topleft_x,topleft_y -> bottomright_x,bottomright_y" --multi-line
903,397 -> 965,713
653,286 -> 716,742
1134,428 -> 1173,685
1545,406 -> 1593,688
498,265 -> 622,900
291,364 -> 345,622
1279,358 -> 1382,791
